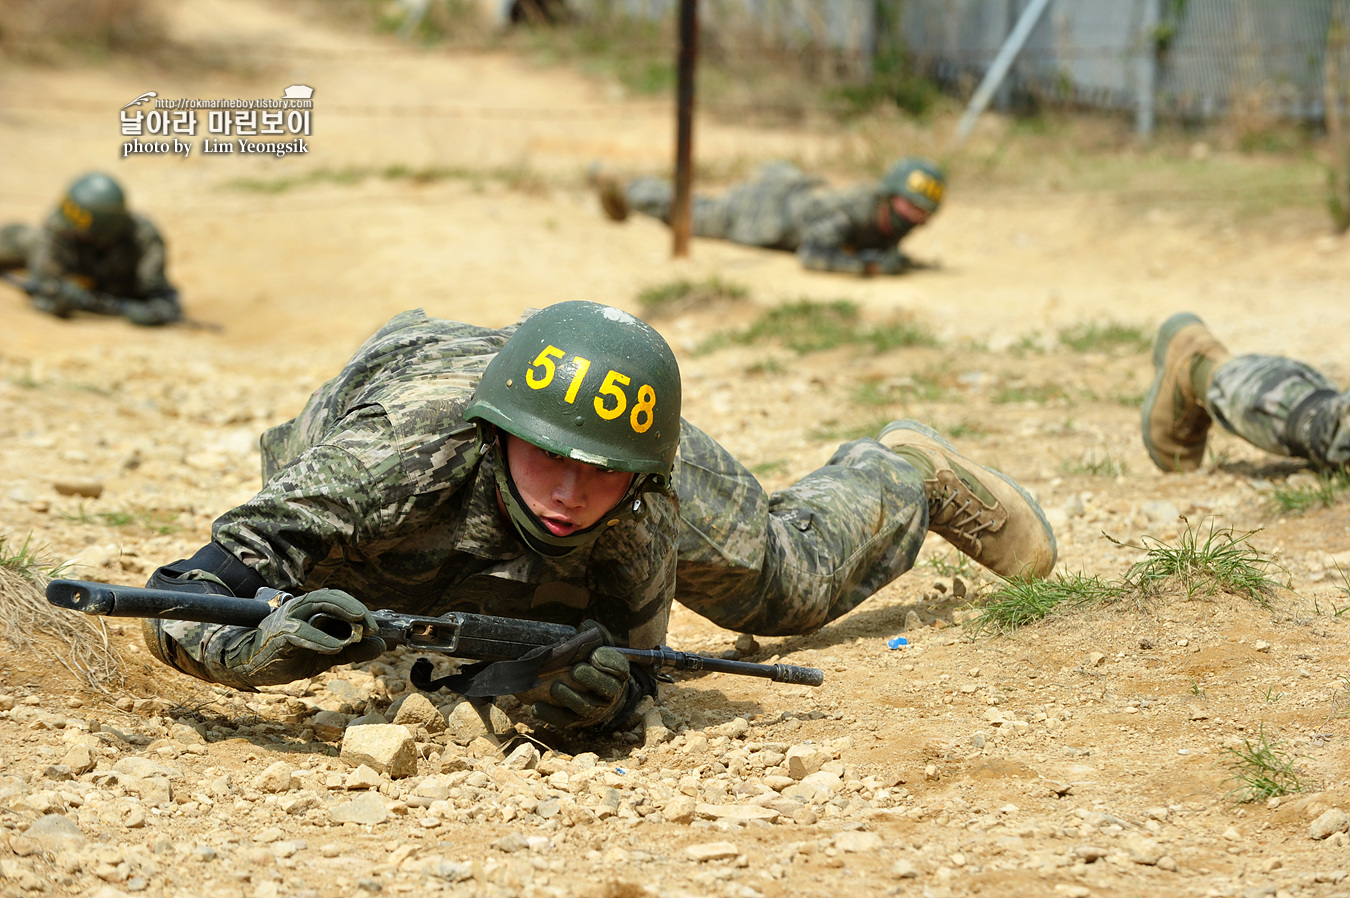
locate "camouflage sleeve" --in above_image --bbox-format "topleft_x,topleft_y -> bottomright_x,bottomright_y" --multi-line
212,405 -> 397,589
795,203 -> 872,274
120,219 -> 181,325
146,408 -> 398,685
797,240 -> 869,275
587,493 -> 678,650
25,227 -> 99,313
143,617 -> 258,689
139,570 -> 262,688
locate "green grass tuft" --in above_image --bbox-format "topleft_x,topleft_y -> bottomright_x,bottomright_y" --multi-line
701,299 -> 937,356
1060,453 -> 1129,477
1057,321 -> 1151,354
222,163 -> 541,195
971,572 -> 1124,634
636,277 -> 748,318
1225,726 -> 1306,802
992,383 -> 1070,405
1268,468 -> 1350,516
0,533 -> 64,581
1118,518 -> 1286,607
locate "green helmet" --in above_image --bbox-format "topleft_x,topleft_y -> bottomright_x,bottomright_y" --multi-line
57,172 -> 131,244
464,301 -> 682,555
880,157 -> 946,214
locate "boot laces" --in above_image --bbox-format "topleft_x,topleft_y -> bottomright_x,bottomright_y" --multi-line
929,480 -> 998,552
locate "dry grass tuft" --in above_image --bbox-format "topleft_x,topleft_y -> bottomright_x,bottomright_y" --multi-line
0,547 -> 124,693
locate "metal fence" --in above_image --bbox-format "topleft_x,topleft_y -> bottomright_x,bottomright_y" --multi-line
571,0 -> 1344,128
901,0 -> 1335,125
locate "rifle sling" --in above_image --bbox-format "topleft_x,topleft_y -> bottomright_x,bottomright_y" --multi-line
409,644 -> 553,698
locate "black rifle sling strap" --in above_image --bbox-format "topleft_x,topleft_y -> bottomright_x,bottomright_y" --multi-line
409,627 -> 605,698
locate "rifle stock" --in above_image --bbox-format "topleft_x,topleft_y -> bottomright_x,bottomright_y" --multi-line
46,579 -> 824,687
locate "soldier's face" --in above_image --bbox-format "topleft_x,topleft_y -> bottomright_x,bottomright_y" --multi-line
889,195 -> 932,226
503,435 -> 635,536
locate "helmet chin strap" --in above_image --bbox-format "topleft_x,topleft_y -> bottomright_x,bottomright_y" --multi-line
485,429 -> 651,557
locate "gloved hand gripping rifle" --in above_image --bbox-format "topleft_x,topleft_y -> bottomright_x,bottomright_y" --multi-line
45,579 -> 825,697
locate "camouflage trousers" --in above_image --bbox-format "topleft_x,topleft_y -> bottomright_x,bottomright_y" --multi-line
1208,354 -> 1350,467
626,165 -> 817,249
627,177 -> 734,239
672,421 -> 929,636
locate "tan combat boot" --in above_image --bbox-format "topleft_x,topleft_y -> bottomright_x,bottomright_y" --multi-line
586,167 -> 629,222
880,420 -> 1057,579
1141,312 -> 1231,473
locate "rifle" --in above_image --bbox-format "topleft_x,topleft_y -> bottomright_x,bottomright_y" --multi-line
45,579 -> 825,689
3,271 -> 223,333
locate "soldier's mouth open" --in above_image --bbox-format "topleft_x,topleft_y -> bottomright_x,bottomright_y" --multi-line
541,517 -> 578,537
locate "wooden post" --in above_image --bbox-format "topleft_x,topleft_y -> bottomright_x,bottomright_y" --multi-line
671,0 -> 698,258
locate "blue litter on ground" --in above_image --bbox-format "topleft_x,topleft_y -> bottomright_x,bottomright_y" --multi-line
887,636 -> 908,649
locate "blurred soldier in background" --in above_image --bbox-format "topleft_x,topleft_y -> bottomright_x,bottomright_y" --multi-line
592,157 -> 945,276
0,172 -> 182,326
1144,312 -> 1350,472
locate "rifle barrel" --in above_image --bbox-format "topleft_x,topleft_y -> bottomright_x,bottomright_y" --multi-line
621,647 -> 824,687
47,579 -> 273,627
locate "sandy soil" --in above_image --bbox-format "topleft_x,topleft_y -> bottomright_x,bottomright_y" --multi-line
2,2 -> 1350,896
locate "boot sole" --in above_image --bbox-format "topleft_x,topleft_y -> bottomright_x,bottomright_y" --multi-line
1140,311 -> 1205,471
879,419 -> 1057,570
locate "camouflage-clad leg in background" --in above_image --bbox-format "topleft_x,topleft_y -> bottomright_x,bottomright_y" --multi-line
0,223 -> 36,270
673,420 -> 929,635
626,162 -> 825,249
1208,355 -> 1350,468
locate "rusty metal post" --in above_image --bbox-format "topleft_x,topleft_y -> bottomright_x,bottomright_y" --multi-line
671,0 -> 699,258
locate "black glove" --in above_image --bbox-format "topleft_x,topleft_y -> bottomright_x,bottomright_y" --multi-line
516,621 -> 638,731
219,589 -> 386,686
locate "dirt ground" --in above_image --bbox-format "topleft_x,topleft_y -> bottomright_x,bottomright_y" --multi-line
2,2 -> 1350,896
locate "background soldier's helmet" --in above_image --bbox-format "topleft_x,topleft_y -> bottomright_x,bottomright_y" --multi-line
881,157 -> 946,215
57,172 -> 131,244
464,301 -> 682,555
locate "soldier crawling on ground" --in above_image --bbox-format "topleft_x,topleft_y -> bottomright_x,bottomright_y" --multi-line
591,157 -> 946,277
0,171 -> 183,326
137,300 -> 1056,740
1144,312 -> 1350,475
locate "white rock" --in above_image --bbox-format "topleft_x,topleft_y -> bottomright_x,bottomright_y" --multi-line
444,701 -> 510,745
345,764 -> 384,790
834,831 -> 883,852
392,693 -> 446,734
340,724 -> 418,778
784,744 -> 829,780
696,803 -> 779,822
686,841 -> 739,862
503,743 -> 540,771
663,795 -> 697,824
892,858 -> 919,878
1311,808 -> 1350,840
252,761 -> 296,793
329,792 -> 388,826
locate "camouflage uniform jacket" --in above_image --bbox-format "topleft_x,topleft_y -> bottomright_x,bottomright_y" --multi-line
28,212 -> 181,325
789,183 -> 917,275
713,163 -> 916,273
150,309 -> 678,687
